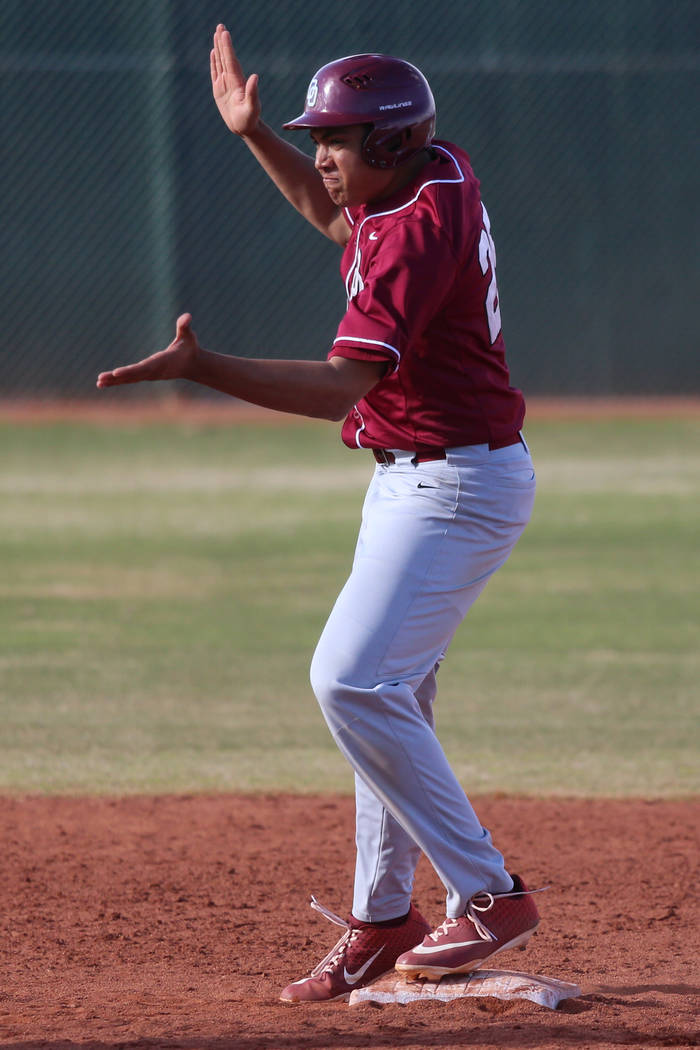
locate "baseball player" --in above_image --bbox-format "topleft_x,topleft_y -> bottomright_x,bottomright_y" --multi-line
97,24 -> 541,1003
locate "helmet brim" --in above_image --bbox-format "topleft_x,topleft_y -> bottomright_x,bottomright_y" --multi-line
282,111 -> 369,130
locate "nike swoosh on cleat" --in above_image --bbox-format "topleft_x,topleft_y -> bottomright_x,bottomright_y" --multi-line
343,946 -> 384,984
410,939 -> 487,955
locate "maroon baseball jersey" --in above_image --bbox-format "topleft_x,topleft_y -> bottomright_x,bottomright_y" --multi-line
329,141 -> 525,451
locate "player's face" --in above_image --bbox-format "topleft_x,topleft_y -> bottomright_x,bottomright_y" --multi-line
311,126 -> 403,207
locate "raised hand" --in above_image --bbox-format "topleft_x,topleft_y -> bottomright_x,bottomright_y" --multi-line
96,314 -> 200,388
210,23 -> 261,136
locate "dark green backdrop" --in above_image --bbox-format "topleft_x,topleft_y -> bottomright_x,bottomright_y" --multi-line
2,0 -> 698,396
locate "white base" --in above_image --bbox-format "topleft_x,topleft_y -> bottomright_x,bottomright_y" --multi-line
348,968 -> 581,1010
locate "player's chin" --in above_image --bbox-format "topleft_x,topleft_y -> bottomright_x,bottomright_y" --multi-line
322,180 -> 347,206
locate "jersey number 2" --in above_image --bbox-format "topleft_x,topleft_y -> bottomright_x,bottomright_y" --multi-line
478,203 -> 502,344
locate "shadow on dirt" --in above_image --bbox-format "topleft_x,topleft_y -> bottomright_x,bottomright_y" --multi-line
3,1020 -> 700,1050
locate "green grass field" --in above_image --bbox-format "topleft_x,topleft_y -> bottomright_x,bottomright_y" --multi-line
1,412 -> 697,797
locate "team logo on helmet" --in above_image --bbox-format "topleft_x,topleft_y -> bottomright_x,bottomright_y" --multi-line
306,76 -> 319,108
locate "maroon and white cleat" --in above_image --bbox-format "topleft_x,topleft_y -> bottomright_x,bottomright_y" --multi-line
395,875 -> 541,980
280,896 -> 432,1002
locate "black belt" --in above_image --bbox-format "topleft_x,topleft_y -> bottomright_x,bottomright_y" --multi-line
373,448 -> 445,465
372,433 -> 522,466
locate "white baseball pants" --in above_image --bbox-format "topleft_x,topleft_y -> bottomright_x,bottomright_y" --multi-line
310,439 -> 536,921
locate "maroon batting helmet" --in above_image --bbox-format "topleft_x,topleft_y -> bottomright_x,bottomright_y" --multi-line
283,54 -> 436,169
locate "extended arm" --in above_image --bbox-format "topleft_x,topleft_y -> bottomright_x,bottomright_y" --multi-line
211,25 -> 349,245
96,314 -> 385,421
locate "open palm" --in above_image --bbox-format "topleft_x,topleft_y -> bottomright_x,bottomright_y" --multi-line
210,23 -> 261,136
96,314 -> 200,388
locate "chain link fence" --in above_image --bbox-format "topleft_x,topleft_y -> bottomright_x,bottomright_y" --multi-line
2,0 -> 699,397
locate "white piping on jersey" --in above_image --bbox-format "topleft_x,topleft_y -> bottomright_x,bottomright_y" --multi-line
343,145 -> 466,450
343,144 -> 466,307
352,404 -> 367,448
332,334 -> 400,365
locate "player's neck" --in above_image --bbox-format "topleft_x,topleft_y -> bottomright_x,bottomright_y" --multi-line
367,149 -> 432,205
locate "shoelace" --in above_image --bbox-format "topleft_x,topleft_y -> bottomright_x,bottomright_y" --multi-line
307,895 -> 360,978
428,884 -> 548,945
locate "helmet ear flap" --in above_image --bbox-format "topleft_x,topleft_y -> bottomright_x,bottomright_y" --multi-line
387,128 -> 411,154
362,120 -> 433,168
361,126 -> 407,168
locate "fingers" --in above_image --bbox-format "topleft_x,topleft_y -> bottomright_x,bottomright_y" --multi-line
246,72 -> 259,105
96,363 -> 146,388
97,313 -> 196,390
175,312 -> 194,341
96,346 -> 173,388
216,24 -> 233,74
97,349 -> 175,392
215,23 -> 244,82
212,25 -> 226,82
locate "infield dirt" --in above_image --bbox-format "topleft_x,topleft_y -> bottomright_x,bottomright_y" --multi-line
1,394 -> 700,426
2,794 -> 697,1049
